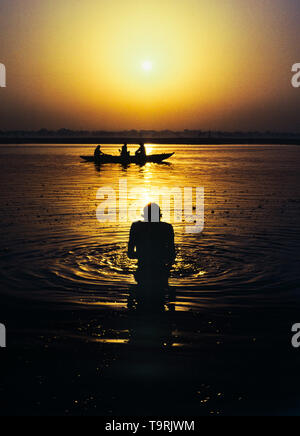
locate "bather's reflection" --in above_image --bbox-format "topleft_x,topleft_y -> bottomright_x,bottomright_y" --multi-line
126,285 -> 176,348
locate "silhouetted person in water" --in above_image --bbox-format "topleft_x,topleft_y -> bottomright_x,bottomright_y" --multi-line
94,145 -> 103,160
135,143 -> 146,159
128,203 -> 176,289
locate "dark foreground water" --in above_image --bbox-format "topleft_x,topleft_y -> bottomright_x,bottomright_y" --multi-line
0,144 -> 300,416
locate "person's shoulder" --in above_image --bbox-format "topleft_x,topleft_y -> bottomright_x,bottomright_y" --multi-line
160,222 -> 174,231
131,221 -> 143,229
130,221 -> 142,236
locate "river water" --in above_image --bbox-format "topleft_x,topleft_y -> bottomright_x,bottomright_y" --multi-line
1,144 -> 300,415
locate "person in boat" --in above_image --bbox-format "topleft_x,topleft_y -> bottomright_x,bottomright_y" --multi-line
128,203 -> 176,288
135,143 -> 146,159
120,144 -> 130,160
94,145 -> 103,160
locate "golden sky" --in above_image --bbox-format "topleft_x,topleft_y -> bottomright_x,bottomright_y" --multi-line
0,0 -> 300,130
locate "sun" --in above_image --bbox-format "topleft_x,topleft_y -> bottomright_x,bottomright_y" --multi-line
142,61 -> 153,71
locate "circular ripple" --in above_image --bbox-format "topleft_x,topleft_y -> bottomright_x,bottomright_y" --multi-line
1,232 -> 299,307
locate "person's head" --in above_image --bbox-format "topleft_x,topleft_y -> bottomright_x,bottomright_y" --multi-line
124,143 -> 127,147
143,203 -> 162,223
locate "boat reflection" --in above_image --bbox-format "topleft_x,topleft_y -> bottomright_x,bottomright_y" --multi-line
92,160 -> 172,172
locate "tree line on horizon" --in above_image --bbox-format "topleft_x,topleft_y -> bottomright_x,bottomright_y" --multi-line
0,129 -> 299,138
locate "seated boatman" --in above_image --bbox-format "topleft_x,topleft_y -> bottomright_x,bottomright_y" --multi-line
120,144 -> 130,160
135,143 -> 146,159
128,203 -> 176,288
94,145 -> 104,160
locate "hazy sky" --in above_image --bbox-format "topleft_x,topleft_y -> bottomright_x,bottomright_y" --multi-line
0,0 -> 300,131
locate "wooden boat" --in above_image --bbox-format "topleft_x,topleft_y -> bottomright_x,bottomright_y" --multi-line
80,152 -> 174,164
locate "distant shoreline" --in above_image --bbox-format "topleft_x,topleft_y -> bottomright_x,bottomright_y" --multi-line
0,137 -> 300,145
